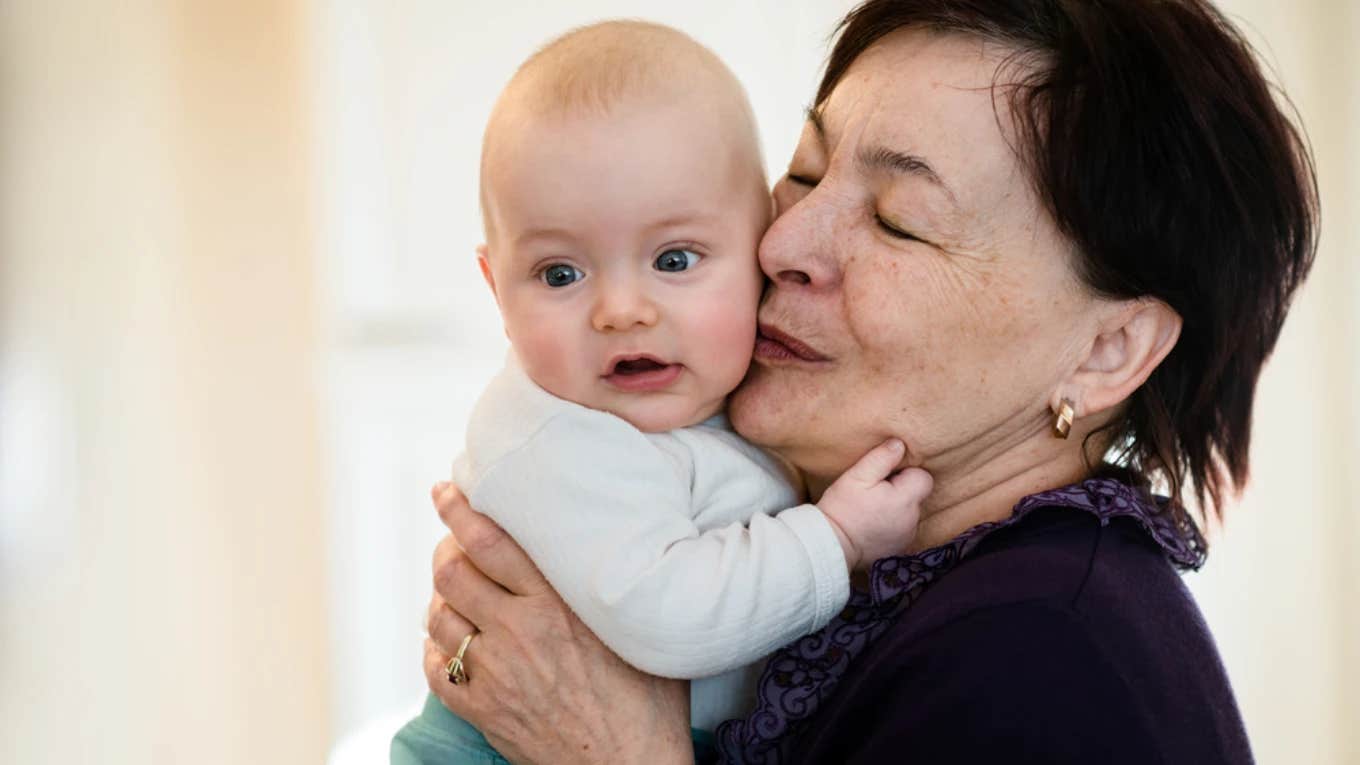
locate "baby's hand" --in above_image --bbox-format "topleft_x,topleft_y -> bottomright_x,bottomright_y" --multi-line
817,439 -> 933,572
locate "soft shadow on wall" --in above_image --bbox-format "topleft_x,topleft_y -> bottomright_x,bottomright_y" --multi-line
2,1 -> 328,763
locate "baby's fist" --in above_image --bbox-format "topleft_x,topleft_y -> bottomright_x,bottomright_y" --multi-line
818,439 -> 933,571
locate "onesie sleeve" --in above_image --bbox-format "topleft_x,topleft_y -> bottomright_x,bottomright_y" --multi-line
466,410 -> 850,679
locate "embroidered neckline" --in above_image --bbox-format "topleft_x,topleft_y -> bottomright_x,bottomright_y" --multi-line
716,477 -> 1206,764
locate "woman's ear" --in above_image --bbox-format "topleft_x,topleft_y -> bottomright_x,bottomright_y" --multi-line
1059,300 -> 1182,419
476,244 -> 499,306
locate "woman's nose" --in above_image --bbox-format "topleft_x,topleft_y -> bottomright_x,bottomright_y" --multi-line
591,282 -> 659,332
757,190 -> 843,290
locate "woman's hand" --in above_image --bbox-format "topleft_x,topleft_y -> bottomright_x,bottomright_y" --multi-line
423,482 -> 694,765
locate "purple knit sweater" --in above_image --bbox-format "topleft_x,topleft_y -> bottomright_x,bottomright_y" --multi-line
712,473 -> 1234,756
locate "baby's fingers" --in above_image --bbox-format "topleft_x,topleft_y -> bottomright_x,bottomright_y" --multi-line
842,438 -> 907,485
889,466 -> 933,506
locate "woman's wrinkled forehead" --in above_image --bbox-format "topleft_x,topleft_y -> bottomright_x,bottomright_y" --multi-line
814,28 -> 1039,225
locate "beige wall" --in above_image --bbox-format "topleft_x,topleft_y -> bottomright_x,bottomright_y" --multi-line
1186,2 -> 1360,763
0,1 -> 329,762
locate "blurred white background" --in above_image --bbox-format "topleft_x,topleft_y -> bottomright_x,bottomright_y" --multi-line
2,1 -> 1356,763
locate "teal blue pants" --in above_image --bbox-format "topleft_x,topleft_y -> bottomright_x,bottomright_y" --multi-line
391,693 -> 718,764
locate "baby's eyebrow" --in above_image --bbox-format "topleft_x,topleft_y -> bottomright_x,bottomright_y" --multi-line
515,227 -> 576,247
644,211 -> 718,232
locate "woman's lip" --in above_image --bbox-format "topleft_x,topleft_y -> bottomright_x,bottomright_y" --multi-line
603,363 -> 683,392
755,323 -> 830,363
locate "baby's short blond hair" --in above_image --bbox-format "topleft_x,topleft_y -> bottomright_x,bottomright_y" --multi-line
479,20 -> 765,245
501,20 -> 749,117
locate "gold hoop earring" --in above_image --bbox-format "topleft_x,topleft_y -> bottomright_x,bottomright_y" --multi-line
1053,399 -> 1075,439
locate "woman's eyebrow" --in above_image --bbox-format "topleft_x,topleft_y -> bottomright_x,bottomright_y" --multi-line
806,105 -> 959,208
804,105 -> 830,153
857,146 -> 959,208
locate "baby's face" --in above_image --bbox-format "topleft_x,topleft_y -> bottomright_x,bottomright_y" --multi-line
481,101 -> 768,432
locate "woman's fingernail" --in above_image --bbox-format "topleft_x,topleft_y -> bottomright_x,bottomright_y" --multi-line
432,481 -> 452,496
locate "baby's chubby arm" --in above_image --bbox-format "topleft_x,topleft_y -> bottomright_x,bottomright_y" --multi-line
465,410 -> 864,679
816,439 -> 933,571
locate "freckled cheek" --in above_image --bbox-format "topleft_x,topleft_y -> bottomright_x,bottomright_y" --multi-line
843,260 -> 934,370
846,260 -> 1011,424
963,279 -> 1048,363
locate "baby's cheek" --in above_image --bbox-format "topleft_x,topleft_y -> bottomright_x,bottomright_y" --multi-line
507,320 -> 577,399
690,296 -> 759,386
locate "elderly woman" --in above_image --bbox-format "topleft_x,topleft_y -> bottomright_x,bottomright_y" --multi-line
419,0 -> 1316,762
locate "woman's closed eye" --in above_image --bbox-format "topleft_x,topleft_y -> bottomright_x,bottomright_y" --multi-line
776,173 -> 820,214
539,263 -> 585,288
875,213 -> 925,244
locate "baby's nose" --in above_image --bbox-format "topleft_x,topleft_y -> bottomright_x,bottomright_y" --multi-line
591,285 -> 659,332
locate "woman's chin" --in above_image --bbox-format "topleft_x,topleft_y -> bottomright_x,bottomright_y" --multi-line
727,368 -> 789,446
729,371 -> 840,470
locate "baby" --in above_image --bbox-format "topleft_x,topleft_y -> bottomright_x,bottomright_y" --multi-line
392,20 -> 929,764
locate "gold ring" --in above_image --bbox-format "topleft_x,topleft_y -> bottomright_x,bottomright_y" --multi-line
445,631 -> 478,685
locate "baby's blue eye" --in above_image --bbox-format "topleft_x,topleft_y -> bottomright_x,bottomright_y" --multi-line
541,264 -> 584,287
653,249 -> 701,273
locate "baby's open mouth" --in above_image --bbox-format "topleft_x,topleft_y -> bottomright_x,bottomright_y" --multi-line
612,357 -> 667,375
603,355 -> 683,392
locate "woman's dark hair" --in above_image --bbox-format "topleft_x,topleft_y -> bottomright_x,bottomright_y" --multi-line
818,0 -> 1317,530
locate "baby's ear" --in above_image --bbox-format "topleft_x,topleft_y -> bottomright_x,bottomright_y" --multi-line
476,244 -> 498,303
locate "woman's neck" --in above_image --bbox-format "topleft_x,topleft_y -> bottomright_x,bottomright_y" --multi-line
806,434 -> 1095,553
908,454 -> 1091,551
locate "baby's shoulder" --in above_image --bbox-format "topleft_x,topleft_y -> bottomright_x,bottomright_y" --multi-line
655,417 -> 803,502
462,361 -> 650,475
